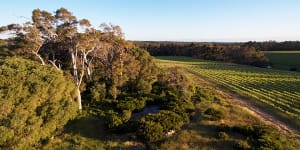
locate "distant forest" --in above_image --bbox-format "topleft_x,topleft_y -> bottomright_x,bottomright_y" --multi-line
134,41 -> 300,67
135,41 -> 300,51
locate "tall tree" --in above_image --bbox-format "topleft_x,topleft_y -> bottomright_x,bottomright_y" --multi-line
31,9 -> 59,67
0,8 -> 154,110
54,8 -> 86,109
97,23 -> 128,99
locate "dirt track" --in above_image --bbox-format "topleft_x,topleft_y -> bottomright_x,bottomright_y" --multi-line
186,69 -> 300,139
228,94 -> 300,139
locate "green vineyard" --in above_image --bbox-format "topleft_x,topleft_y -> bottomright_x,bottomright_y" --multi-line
157,56 -> 300,120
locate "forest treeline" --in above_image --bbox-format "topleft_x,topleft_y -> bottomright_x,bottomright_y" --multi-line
134,41 -> 300,51
0,8 -> 197,149
134,41 -> 271,67
245,41 -> 300,51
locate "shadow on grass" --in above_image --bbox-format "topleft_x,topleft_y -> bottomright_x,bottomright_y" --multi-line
61,116 -> 146,150
63,116 -> 106,140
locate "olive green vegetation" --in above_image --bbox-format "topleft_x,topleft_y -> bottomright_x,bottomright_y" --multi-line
1,8 -> 161,110
157,56 -> 300,126
38,66 -> 196,150
264,51 -> 300,71
43,58 -> 300,150
1,56 -> 299,149
1,7 -> 171,149
1,7 -> 300,150
85,66 -> 195,148
156,59 -> 300,150
0,57 -> 78,149
160,90 -> 299,150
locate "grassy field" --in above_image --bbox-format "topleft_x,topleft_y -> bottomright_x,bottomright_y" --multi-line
156,56 -> 300,128
264,51 -> 300,71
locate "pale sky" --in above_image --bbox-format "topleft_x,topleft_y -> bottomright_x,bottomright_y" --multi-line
1,0 -> 300,42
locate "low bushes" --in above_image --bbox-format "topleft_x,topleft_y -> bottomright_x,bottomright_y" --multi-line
138,110 -> 185,143
105,110 -> 132,129
218,125 -> 282,150
204,107 -> 224,120
117,97 -> 146,112
234,140 -> 251,150
85,66 -> 196,147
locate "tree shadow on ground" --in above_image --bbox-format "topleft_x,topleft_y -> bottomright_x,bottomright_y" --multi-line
61,116 -> 146,149
63,116 -> 107,140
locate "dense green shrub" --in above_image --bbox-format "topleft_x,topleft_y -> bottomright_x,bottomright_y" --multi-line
138,120 -> 164,143
191,87 -> 218,102
143,110 -> 185,130
97,96 -> 147,129
117,97 -> 146,112
0,47 -> 15,59
89,83 -> 106,102
0,57 -> 78,149
105,110 -> 132,129
85,66 -> 196,146
204,108 -> 224,120
191,87 -> 204,102
257,136 -> 281,150
234,140 -> 251,150
138,110 -> 186,143
229,125 -> 282,150
161,91 -> 194,118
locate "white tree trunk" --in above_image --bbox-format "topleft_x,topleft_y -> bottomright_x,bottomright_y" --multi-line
71,52 -> 78,81
119,49 -> 124,84
76,56 -> 85,110
76,87 -> 82,110
83,54 -> 93,80
48,60 -> 61,70
33,51 -> 46,65
86,66 -> 92,80
71,48 -> 82,110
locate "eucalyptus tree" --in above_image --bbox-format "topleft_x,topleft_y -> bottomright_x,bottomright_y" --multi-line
0,22 -> 45,64
0,8 -> 156,109
31,9 -> 57,65
0,8 -> 89,109
53,8 -> 94,109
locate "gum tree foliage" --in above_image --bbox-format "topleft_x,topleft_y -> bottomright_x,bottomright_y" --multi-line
125,46 -> 158,95
153,67 -> 194,100
0,57 -> 77,149
0,8 -> 146,109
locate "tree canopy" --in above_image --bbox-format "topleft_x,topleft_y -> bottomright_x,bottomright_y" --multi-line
0,8 -> 158,110
0,57 -> 78,149
0,8 -> 194,148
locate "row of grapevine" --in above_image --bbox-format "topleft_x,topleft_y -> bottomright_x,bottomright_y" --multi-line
187,61 -> 300,120
156,57 -> 300,120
